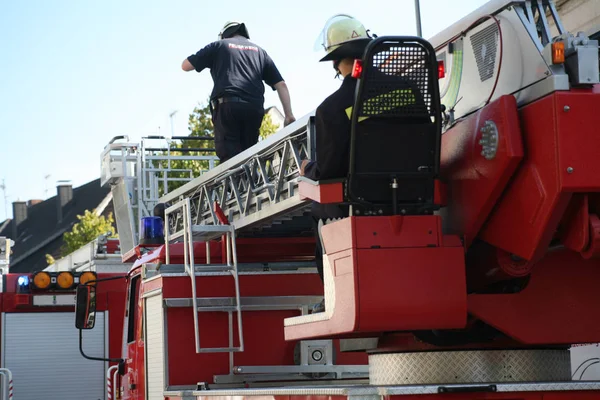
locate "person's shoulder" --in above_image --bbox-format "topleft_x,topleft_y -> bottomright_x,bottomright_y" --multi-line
317,78 -> 356,113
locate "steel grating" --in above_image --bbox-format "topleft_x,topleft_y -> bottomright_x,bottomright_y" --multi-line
369,350 -> 571,385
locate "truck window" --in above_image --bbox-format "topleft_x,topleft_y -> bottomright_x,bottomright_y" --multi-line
127,275 -> 141,344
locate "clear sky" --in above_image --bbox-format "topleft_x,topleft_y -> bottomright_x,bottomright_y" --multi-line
0,0 -> 488,221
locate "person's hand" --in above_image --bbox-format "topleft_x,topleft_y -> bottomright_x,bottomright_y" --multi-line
284,114 -> 296,127
300,159 -> 310,176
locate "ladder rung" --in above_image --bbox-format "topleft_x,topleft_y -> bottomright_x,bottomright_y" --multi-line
191,264 -> 235,273
197,305 -> 240,312
191,225 -> 232,234
197,347 -> 242,353
169,230 -> 185,241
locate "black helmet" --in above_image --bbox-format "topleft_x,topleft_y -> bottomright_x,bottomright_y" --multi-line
218,21 -> 250,40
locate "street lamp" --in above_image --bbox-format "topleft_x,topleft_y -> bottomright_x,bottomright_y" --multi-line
414,0 -> 422,37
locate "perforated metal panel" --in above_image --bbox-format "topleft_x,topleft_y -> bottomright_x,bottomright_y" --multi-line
145,294 -> 165,400
361,44 -> 433,118
470,23 -> 499,82
3,312 -> 105,400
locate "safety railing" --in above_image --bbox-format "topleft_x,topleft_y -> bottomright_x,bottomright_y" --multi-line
0,368 -> 13,400
101,135 -> 219,256
106,365 -> 118,400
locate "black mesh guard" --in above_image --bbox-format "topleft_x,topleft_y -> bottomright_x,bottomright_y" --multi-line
347,36 -> 442,215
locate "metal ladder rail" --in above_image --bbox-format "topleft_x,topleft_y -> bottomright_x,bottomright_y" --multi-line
165,199 -> 244,354
159,114 -> 314,234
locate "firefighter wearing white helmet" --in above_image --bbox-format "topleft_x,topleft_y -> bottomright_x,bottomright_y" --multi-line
182,21 -> 296,162
300,15 -> 375,313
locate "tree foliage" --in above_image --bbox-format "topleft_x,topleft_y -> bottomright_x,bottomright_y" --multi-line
61,210 -> 117,256
156,99 -> 280,194
46,210 -> 117,265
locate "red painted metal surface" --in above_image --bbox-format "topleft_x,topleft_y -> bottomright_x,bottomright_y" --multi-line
299,179 -> 344,204
131,237 -> 316,270
480,90 -> 600,262
285,216 -> 466,341
468,248 -> 600,344
582,214 -> 600,259
214,201 -> 229,225
559,194 -> 589,253
130,268 -> 367,390
123,274 -> 145,400
440,95 -> 524,248
434,179 -> 448,206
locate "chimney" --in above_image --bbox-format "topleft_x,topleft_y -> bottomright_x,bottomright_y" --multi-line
12,201 -> 27,239
27,199 -> 42,207
56,182 -> 73,223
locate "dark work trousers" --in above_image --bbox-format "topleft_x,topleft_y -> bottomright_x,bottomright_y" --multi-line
211,101 -> 265,162
312,203 -> 349,283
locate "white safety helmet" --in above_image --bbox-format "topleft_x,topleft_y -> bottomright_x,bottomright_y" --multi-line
218,21 -> 250,40
315,14 -> 373,62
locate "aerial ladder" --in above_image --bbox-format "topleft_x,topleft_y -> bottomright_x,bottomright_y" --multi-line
94,0 -> 600,397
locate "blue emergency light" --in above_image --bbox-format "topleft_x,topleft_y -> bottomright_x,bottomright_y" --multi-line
140,216 -> 165,245
16,275 -> 30,294
17,275 -> 29,286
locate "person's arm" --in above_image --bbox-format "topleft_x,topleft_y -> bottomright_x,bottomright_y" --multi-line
301,104 -> 349,181
181,59 -> 195,71
263,54 -> 295,126
183,42 -> 217,73
273,81 -> 295,126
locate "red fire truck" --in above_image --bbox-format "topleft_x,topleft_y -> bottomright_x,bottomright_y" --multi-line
77,1 -> 600,399
0,236 -> 129,400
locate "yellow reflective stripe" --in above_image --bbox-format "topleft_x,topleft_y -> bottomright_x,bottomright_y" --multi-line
345,88 -> 417,121
345,107 -> 369,122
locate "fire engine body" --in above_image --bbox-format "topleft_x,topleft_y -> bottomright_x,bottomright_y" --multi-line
90,0 -> 600,399
0,236 -> 129,399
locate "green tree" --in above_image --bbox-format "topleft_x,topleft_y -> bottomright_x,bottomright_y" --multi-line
156,99 -> 280,194
259,111 -> 279,140
45,254 -> 56,265
60,210 -> 117,256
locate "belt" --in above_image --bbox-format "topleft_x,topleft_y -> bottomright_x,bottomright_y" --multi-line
210,96 -> 250,109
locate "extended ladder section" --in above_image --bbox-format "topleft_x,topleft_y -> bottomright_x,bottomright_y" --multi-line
159,113 -> 314,237
165,199 -> 244,354
101,135 -> 219,258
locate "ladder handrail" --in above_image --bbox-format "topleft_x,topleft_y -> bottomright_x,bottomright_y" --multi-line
0,368 -> 13,400
106,365 -> 118,400
164,199 -> 244,354
159,114 -> 315,236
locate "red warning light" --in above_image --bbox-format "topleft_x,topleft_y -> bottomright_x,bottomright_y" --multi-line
438,60 -> 445,79
352,59 -> 363,78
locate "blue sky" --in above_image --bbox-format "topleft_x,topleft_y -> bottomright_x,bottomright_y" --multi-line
0,0 -> 488,221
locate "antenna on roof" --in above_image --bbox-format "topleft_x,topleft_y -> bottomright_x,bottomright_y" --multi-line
44,174 -> 51,198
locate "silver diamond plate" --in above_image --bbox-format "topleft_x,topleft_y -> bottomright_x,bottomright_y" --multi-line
164,381 -> 600,397
369,350 -> 571,385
